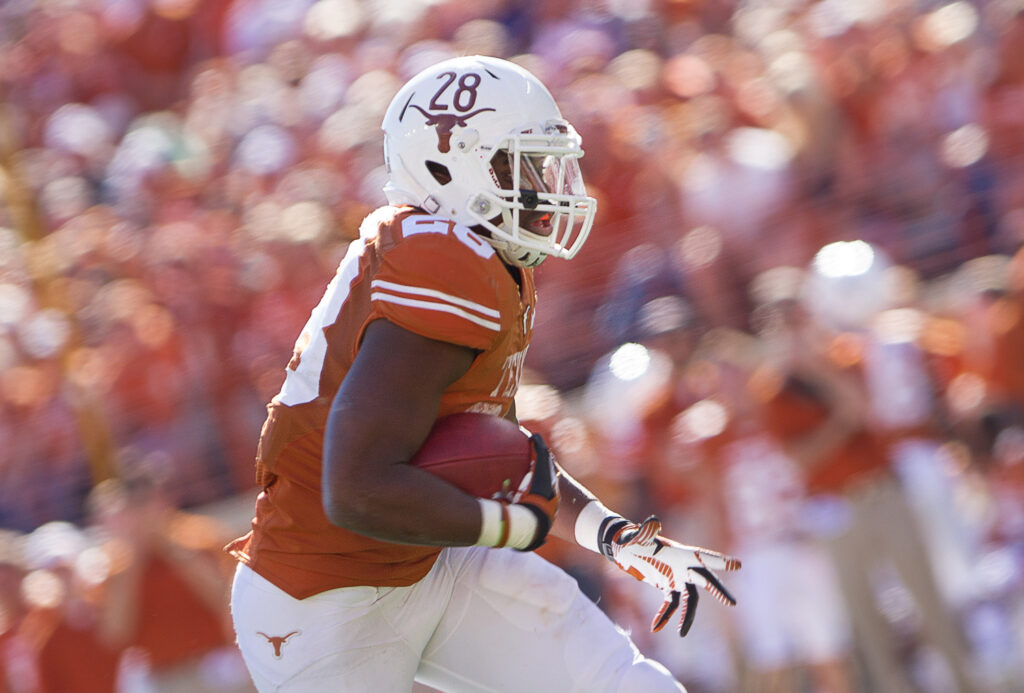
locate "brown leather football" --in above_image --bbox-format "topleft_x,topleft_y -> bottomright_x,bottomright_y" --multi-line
409,412 -> 533,500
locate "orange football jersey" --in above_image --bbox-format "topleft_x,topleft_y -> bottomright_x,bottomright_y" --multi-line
227,206 -> 537,599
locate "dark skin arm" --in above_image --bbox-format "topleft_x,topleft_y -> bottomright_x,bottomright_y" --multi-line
323,318 -> 483,544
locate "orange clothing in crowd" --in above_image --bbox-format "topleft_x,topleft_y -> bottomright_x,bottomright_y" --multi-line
0,629 -> 31,693
229,206 -> 537,597
760,374 -> 890,495
130,553 -> 232,672
31,610 -> 122,693
962,294 -> 1024,409
0,633 -> 11,693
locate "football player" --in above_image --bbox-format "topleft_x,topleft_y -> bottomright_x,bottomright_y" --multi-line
227,55 -> 739,692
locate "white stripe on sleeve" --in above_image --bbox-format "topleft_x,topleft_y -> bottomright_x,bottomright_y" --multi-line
370,291 -> 502,331
370,280 -> 500,318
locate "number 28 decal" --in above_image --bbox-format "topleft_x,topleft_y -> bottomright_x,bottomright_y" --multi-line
429,72 -> 482,112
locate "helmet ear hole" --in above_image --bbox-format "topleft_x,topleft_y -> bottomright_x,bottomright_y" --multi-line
425,161 -> 452,185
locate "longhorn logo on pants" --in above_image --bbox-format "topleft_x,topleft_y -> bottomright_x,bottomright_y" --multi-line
257,630 -> 301,659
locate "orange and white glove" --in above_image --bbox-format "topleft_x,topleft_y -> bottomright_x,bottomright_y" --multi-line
599,515 -> 740,636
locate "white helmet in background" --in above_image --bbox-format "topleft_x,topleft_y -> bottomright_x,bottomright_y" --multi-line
381,55 -> 597,267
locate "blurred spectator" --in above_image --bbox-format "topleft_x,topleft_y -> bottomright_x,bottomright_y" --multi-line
938,254 -> 1024,462
681,329 -> 856,693
628,294 -> 702,517
0,530 -> 38,693
20,521 -> 120,693
752,282 -> 977,693
86,465 -> 252,693
581,297 -> 693,523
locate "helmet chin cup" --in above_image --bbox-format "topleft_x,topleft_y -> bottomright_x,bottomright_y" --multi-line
495,241 -> 546,268
466,186 -> 595,267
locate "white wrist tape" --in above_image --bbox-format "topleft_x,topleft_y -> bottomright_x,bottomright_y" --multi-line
573,500 -> 622,554
476,499 -> 506,546
476,499 -> 539,550
504,504 -> 539,550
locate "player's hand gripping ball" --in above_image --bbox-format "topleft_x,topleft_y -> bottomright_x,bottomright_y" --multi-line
411,412 -> 560,551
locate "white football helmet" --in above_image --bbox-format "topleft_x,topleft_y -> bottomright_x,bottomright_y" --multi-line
381,55 -> 597,267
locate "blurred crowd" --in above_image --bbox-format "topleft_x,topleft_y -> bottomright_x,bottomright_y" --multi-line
1,0 -> 1024,690
0,466 -> 253,692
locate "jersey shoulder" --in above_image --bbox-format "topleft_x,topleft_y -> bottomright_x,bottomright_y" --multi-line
366,208 -> 508,351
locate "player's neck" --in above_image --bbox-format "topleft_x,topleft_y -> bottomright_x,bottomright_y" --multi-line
502,260 -> 523,289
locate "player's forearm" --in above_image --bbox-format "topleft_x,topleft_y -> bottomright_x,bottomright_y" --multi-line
551,469 -> 607,546
323,458 -> 484,546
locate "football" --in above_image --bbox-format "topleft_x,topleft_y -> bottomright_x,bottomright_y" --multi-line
409,412 -> 533,500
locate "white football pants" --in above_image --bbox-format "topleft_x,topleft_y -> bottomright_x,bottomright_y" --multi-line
231,546 -> 685,692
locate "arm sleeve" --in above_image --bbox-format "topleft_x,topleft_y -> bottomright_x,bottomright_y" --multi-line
368,232 -> 503,353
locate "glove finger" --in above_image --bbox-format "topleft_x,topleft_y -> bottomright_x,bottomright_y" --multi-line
678,583 -> 699,637
697,550 -> 742,572
658,537 -> 742,572
689,565 -> 737,607
629,516 -> 662,548
614,516 -> 660,547
650,590 -> 679,633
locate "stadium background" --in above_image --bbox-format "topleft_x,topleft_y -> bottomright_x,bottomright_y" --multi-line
1,0 -> 1024,691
